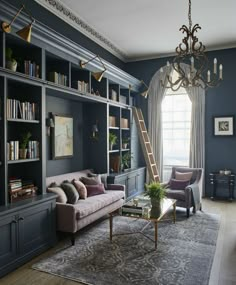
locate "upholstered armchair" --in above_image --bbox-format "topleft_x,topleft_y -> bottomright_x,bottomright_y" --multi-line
163,167 -> 203,217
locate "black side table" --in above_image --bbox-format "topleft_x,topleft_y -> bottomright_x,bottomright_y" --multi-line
209,172 -> 235,201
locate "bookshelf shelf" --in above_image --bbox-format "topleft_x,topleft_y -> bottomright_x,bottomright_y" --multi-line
109,150 -> 120,153
8,158 -> 40,164
7,119 -> 40,124
122,148 -> 130,152
109,127 -> 119,130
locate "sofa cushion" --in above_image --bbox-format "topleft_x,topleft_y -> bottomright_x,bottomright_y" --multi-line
88,173 -> 108,189
61,182 -> 79,204
74,190 -> 124,219
72,179 -> 87,199
166,189 -> 186,201
80,175 -> 101,185
48,186 -> 67,203
175,171 -> 193,181
169,178 -> 190,190
86,183 -> 105,197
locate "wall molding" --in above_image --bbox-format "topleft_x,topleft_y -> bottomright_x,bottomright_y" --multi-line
34,0 -> 126,61
0,0 -> 140,91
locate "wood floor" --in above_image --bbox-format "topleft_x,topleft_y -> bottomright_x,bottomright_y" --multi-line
0,198 -> 235,285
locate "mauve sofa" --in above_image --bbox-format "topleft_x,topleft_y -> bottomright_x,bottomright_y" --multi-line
46,169 -> 125,245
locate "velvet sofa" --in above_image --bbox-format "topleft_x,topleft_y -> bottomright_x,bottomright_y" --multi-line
46,169 -> 125,245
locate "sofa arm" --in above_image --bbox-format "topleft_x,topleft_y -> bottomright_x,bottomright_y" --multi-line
56,202 -> 77,233
106,184 -> 125,191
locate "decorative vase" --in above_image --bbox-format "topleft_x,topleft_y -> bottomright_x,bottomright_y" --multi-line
122,143 -> 128,149
6,60 -> 17,72
19,148 -> 27,159
150,198 -> 162,217
109,143 -> 114,150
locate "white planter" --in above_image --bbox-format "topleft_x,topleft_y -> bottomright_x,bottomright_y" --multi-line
6,60 -> 17,72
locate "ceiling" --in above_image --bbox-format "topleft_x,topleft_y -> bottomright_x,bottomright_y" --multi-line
36,0 -> 236,62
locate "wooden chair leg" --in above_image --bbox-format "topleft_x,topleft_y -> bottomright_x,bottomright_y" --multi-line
71,233 -> 75,246
186,208 -> 190,218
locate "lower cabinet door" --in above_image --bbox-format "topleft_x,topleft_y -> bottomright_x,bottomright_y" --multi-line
127,172 -> 138,199
18,202 -> 53,255
0,215 -> 17,269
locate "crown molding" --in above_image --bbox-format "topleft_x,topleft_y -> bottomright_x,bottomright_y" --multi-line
0,0 -> 141,91
34,0 -> 127,61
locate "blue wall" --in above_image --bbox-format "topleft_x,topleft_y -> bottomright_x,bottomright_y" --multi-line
126,48 -> 236,198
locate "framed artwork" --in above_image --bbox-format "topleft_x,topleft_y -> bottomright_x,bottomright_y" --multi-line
213,116 -> 234,136
52,113 -> 73,159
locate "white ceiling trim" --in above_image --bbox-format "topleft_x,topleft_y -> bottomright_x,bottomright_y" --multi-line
34,0 -> 126,61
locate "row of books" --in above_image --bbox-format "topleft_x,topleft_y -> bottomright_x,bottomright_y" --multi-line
24,60 -> 40,78
77,80 -> 89,93
7,99 -> 39,120
8,178 -> 38,203
49,71 -> 68,86
7,140 -> 40,161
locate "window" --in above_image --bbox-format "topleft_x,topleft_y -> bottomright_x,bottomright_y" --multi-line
162,75 -> 192,181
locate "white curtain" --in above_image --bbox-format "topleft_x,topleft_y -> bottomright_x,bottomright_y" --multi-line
148,64 -> 205,193
148,67 -> 169,180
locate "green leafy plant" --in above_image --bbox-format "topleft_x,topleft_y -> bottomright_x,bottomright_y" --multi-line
144,181 -> 166,200
6,47 -> 17,64
109,133 -> 117,145
122,137 -> 130,144
121,152 -> 132,170
20,132 -> 31,149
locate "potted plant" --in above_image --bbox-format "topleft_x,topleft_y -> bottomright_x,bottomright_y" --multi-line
121,152 -> 132,171
122,137 -> 130,149
6,47 -> 17,72
144,181 -> 166,216
109,133 -> 117,150
19,132 -> 31,159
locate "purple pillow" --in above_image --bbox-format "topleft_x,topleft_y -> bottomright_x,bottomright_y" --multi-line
86,184 -> 106,197
169,179 -> 190,190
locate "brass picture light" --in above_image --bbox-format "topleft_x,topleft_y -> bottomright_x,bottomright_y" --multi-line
80,55 -> 107,82
140,80 -> 149,98
1,4 -> 35,43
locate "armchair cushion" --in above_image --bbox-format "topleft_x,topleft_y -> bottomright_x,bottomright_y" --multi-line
169,178 -> 190,190
175,171 -> 193,181
165,189 -> 186,201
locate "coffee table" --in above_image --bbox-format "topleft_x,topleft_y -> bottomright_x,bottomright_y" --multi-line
109,195 -> 176,249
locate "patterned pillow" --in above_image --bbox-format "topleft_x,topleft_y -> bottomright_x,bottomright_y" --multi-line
86,184 -> 106,197
80,175 -> 101,185
61,182 -> 79,204
175,171 -> 193,181
72,179 -> 87,199
169,179 -> 190,190
47,184 -> 67,203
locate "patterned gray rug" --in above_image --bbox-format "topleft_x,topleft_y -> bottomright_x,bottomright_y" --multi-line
32,211 -> 220,285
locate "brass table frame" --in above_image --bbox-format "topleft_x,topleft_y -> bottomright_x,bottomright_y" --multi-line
109,198 -> 176,250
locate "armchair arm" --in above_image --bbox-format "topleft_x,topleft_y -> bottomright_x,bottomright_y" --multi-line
106,184 -> 125,191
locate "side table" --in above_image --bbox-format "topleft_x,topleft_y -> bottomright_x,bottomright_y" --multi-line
209,172 -> 235,201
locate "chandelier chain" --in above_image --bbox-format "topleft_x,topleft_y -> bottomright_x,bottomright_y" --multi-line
188,0 -> 192,30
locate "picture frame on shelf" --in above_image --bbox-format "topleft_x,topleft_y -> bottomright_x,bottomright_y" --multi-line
213,116 -> 234,136
51,113 -> 73,159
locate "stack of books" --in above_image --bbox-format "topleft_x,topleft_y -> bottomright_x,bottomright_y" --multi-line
7,99 -> 38,120
122,199 -> 149,215
49,71 -> 67,86
77,80 -> 89,93
9,178 -> 38,203
24,60 -> 40,77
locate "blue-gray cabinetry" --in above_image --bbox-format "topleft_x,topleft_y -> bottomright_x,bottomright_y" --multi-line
0,194 -> 56,277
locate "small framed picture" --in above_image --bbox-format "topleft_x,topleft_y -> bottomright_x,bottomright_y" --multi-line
214,116 -> 234,136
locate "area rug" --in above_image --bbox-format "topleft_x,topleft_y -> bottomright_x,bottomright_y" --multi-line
32,211 -> 220,285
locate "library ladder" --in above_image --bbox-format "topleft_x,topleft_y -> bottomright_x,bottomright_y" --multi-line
133,107 -> 160,182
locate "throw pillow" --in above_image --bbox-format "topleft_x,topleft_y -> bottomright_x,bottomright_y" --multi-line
175,171 -> 193,181
86,184 -> 106,197
72,179 -> 87,199
61,182 -> 79,204
169,178 -> 190,190
88,173 -> 108,189
47,186 -> 67,203
80,175 -> 102,185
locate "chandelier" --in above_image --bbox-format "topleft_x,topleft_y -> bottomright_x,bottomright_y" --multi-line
161,0 -> 223,91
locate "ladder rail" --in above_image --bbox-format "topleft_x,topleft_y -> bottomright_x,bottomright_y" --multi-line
133,107 -> 160,182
